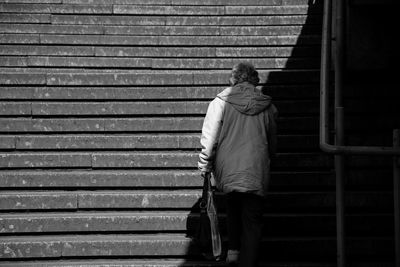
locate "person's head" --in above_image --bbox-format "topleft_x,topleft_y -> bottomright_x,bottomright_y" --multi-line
229,62 -> 260,86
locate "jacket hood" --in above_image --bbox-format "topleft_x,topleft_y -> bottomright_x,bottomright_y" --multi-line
217,82 -> 272,115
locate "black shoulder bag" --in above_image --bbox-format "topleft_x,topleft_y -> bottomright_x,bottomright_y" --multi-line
195,173 -> 222,260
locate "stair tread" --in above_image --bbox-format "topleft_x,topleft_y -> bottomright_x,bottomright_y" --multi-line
0,259 -> 337,267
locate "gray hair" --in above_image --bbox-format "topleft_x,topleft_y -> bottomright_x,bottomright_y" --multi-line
229,62 -> 260,86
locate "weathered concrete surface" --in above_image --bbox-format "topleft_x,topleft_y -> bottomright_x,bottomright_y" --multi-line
0,135 -> 15,149
15,134 -> 201,149
0,235 -> 392,259
31,86 -> 221,100
11,134 -> 316,150
0,212 -> 392,236
31,101 -> 208,115
0,169 -> 391,189
0,14 -> 51,24
0,4 -> 112,14
0,170 -> 201,188
0,73 -> 46,85
113,5 -> 224,15
95,47 -> 215,57
40,34 -> 160,45
0,45 -> 95,56
0,152 -> 92,168
0,34 -> 39,44
0,102 -> 31,115
0,117 -> 325,133
46,72 -> 194,86
0,24 -> 103,34
0,190 -> 392,211
0,211 -> 190,233
52,15 -> 166,25
0,85 -> 319,100
0,191 -> 77,210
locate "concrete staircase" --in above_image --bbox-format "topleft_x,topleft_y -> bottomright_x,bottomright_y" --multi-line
0,0 -> 394,266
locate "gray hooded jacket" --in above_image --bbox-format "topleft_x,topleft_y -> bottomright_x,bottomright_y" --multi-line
198,82 -> 278,197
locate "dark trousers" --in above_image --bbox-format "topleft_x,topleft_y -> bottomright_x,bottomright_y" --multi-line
226,192 -> 264,267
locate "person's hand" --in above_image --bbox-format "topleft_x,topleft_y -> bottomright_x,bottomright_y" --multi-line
201,171 -> 210,179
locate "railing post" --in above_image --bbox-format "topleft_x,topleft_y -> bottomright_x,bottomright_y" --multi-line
394,129 -> 400,267
335,107 -> 346,267
334,0 -> 346,263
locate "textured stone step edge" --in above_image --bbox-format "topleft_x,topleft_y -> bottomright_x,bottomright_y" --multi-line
0,259 -> 392,267
0,70 -> 320,85
0,134 -> 318,151
0,152 -> 333,169
0,190 -> 392,210
0,45 -> 320,57
0,4 -> 321,15
0,151 -> 390,169
0,0 -> 317,5
0,170 -> 337,188
0,85 -> 319,100
0,234 -> 392,259
0,24 -> 321,36
0,56 -> 320,69
0,14 -> 322,26
50,15 -> 321,26
0,34 -> 322,46
0,169 -> 390,189
2,116 -> 397,133
0,117 -> 318,133
0,259 -> 343,267
0,211 -> 392,234
0,100 -> 320,116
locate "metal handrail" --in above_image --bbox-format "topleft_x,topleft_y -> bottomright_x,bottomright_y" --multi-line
320,0 -> 400,266
320,0 -> 400,156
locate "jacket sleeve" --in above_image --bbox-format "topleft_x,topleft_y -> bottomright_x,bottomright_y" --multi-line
198,97 -> 225,172
266,104 -> 278,157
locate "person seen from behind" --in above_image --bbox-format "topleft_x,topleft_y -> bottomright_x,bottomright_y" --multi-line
198,62 -> 278,267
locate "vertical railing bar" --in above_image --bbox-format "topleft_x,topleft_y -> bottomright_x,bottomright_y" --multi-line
320,0 -> 332,151
335,107 -> 346,267
334,0 -> 346,265
393,129 -> 400,267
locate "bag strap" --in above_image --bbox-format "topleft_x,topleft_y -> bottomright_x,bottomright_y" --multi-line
200,173 -> 211,211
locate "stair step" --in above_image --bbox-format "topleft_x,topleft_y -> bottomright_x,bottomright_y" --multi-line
0,4 -> 113,14
64,0 -> 313,6
0,259 -> 394,267
0,190 -> 392,211
0,134 -> 318,151
0,33 -> 39,44
0,260 -> 395,267
5,99 -> 397,117
0,234 -> 391,259
2,116 -> 398,134
0,100 -> 318,116
0,45 -> 320,57
0,85 -> 319,100
0,56 -> 319,69
0,169 -> 392,189
4,4 -> 318,16
0,24 -> 321,36
0,70 -> 320,86
66,0 -> 314,5
4,34 -> 321,46
0,259 -> 339,267
0,14 -> 51,24
49,15 -> 321,26
0,24 -> 104,34
0,170 -> 333,188
0,152 -> 332,169
0,211 -> 393,236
